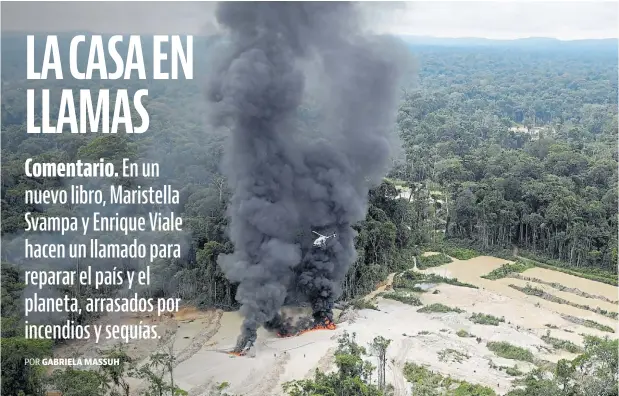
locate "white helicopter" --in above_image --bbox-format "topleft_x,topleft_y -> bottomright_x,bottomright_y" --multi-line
312,231 -> 337,248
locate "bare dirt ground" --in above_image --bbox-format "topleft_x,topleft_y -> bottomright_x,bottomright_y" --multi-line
54,254 -> 618,396
431,256 -> 618,337
521,267 -> 618,301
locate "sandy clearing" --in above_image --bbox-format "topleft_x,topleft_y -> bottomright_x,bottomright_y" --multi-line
418,284 -> 581,361
427,255 -> 511,279
171,284 -> 582,395
543,327 -> 588,347
521,267 -> 618,301
422,255 -> 618,339
367,300 -> 517,392
512,274 -> 618,305
51,253 -> 618,396
421,284 -> 552,331
169,296 -> 521,395
499,277 -> 618,316
175,311 -> 223,366
175,312 -> 345,396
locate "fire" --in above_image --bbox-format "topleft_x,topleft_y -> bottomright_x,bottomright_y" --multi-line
277,319 -> 336,338
228,351 -> 246,357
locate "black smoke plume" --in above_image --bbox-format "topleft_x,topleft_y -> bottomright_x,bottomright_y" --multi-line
206,2 -> 408,351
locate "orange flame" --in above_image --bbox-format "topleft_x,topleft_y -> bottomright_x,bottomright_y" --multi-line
277,319 -> 336,338
228,351 -> 246,357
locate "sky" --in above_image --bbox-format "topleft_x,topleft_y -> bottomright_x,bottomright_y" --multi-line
1,1 -> 617,40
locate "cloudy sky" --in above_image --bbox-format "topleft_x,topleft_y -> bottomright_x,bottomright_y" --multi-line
2,1 -> 617,40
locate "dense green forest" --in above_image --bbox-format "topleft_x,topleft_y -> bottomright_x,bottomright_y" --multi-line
394,41 -> 618,272
1,34 -> 617,395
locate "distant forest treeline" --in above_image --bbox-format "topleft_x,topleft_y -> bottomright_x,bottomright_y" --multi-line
393,40 -> 617,271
